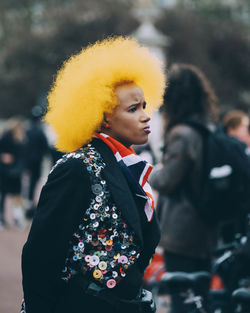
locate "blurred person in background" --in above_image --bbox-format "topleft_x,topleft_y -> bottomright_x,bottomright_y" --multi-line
0,117 -> 26,228
24,105 -> 48,219
43,123 -> 63,165
150,63 -> 218,313
223,109 -> 250,150
219,110 -> 250,244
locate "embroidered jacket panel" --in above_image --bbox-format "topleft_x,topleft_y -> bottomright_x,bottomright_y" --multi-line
49,144 -> 142,288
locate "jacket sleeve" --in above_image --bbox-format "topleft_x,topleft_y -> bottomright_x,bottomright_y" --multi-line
21,158 -> 91,313
150,126 -> 197,195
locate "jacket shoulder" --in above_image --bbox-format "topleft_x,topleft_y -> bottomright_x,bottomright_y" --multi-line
48,146 -> 101,182
166,124 -> 203,146
170,124 -> 202,138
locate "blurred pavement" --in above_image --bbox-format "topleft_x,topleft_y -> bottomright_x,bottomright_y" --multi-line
0,157 -> 50,313
0,226 -> 30,313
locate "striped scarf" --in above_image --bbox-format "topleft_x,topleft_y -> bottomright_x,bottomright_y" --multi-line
95,132 -> 154,222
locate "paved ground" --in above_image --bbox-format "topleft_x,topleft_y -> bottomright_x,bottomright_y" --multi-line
0,225 -> 30,313
0,159 -> 49,313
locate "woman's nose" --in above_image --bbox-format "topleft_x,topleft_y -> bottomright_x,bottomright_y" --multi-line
142,111 -> 151,122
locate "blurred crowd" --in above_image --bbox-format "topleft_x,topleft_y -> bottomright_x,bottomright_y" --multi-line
138,64 -> 250,313
0,107 -> 63,229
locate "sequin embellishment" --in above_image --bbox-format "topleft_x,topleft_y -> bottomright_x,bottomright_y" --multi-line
52,145 -> 141,288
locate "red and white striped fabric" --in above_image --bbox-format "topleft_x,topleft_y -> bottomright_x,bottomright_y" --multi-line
95,132 -> 154,222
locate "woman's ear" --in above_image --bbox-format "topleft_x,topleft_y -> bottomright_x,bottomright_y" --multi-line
102,113 -> 111,129
103,113 -> 108,124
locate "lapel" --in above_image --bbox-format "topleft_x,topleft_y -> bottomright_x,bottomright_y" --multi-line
91,138 -> 143,245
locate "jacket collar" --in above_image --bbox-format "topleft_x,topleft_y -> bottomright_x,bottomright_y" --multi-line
91,138 -> 143,245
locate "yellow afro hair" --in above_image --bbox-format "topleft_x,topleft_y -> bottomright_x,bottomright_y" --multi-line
45,36 -> 166,152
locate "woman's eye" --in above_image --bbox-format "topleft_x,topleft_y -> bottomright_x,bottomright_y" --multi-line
128,107 -> 137,113
143,103 -> 146,110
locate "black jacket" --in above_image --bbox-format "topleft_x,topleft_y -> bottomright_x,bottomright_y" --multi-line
21,138 -> 160,313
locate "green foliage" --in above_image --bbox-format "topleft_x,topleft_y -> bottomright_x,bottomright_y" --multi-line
176,0 -> 250,26
0,0 -> 138,117
156,7 -> 250,111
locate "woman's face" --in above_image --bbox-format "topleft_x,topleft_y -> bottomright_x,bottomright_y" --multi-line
228,117 -> 250,146
104,84 -> 151,147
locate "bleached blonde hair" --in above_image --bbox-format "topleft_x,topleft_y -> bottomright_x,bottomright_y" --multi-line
45,36 -> 166,152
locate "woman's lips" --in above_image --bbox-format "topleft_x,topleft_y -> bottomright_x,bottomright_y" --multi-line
144,126 -> 151,134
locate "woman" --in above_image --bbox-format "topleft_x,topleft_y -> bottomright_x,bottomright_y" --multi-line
150,63 -> 218,313
21,37 -> 165,313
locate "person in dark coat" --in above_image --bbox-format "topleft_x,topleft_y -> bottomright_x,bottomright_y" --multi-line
21,37 -> 165,313
150,63 -> 219,313
24,109 -> 48,214
0,117 -> 26,228
220,110 -> 250,243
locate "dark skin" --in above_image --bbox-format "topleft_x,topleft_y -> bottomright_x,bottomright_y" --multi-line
102,84 -> 151,148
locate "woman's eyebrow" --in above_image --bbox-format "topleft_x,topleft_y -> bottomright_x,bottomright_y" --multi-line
128,103 -> 140,109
